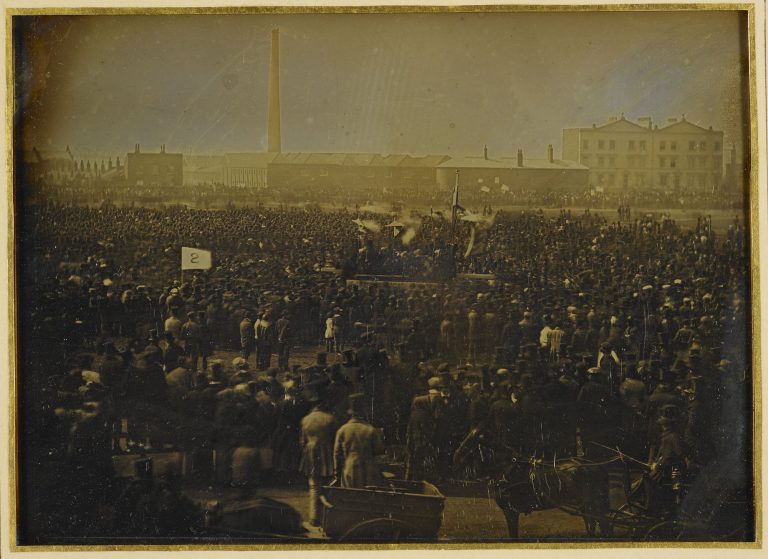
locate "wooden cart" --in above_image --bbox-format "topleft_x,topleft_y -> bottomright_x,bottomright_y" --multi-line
319,479 -> 445,542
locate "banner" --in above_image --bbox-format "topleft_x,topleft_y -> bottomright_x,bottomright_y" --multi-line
181,246 -> 212,270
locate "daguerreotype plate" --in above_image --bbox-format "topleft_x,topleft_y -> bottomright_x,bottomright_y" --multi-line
1,1 -> 765,557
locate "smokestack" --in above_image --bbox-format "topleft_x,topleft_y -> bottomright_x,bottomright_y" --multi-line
547,144 -> 554,163
135,144 -> 140,153
517,149 -> 523,167
267,28 -> 282,153
483,145 -> 488,160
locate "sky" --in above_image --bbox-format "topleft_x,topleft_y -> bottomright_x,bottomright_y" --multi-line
14,11 -> 749,160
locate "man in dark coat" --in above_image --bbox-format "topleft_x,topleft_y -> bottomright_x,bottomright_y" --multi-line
272,383 -> 310,482
239,312 -> 255,363
405,377 -> 444,481
255,311 -> 275,371
181,312 -> 203,372
276,310 -> 293,372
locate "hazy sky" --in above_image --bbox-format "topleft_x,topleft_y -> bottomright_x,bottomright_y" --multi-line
15,11 -> 748,159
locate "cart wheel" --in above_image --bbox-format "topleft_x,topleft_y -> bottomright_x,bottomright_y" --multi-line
339,518 -> 413,542
644,520 -> 687,541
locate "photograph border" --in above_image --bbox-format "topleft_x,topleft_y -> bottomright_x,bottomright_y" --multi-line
3,2 -> 763,553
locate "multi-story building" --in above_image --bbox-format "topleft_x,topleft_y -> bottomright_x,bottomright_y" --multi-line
562,115 -> 725,192
125,144 -> 183,187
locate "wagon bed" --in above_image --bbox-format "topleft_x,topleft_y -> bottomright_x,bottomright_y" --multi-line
320,479 -> 445,541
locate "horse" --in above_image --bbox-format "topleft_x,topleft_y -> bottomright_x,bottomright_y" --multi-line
453,428 -> 616,539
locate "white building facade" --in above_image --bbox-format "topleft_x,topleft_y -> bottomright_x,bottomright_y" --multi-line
562,116 -> 725,192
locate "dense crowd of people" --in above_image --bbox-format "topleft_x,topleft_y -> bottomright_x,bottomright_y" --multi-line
30,178 -> 745,212
18,199 -> 751,541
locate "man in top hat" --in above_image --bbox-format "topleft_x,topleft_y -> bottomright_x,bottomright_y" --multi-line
405,377 -> 445,481
576,367 -> 613,452
333,393 -> 385,489
300,396 -> 338,526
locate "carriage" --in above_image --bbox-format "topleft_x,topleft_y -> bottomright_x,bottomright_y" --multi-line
488,452 -> 750,541
319,479 -> 445,541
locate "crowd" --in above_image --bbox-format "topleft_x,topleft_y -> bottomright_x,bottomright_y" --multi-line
30,177 -> 744,212
18,199 -> 751,540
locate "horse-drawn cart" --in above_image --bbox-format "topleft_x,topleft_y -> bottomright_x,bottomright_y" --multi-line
319,479 -> 445,541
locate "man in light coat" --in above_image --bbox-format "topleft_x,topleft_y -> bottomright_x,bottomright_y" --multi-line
333,394 -> 385,489
299,398 -> 337,526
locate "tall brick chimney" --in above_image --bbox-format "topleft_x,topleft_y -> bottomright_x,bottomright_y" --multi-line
267,28 -> 282,153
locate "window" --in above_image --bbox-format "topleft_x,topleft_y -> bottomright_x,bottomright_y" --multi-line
660,174 -> 668,186
689,141 -> 696,151
636,173 -> 645,187
639,141 -> 647,151
659,141 -> 666,151
713,156 -> 721,169
597,173 -> 604,185
582,140 -> 589,150
700,141 -> 707,150
670,158 -> 677,169
609,140 -> 616,150
597,156 -> 605,166
628,140 -> 636,150
608,174 -> 615,186
670,141 -> 677,151
698,174 -> 706,188
659,156 -> 666,168
608,156 -> 616,167
714,142 -> 721,152
687,156 -> 695,168
598,140 -> 605,150
687,174 -> 695,188
701,156 -> 708,169
581,155 -> 590,165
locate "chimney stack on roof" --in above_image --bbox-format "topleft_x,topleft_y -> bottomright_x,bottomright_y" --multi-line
135,144 -> 140,153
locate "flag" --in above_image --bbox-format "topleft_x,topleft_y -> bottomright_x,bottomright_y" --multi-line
181,246 -> 212,270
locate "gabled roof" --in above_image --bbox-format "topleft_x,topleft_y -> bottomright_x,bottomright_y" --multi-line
593,118 -> 649,133
402,155 -> 451,167
657,119 -> 720,134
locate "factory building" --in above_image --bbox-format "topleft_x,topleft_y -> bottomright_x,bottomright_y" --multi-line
435,146 -> 588,192
562,115 -> 725,192
265,153 -> 447,190
125,144 -> 183,187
